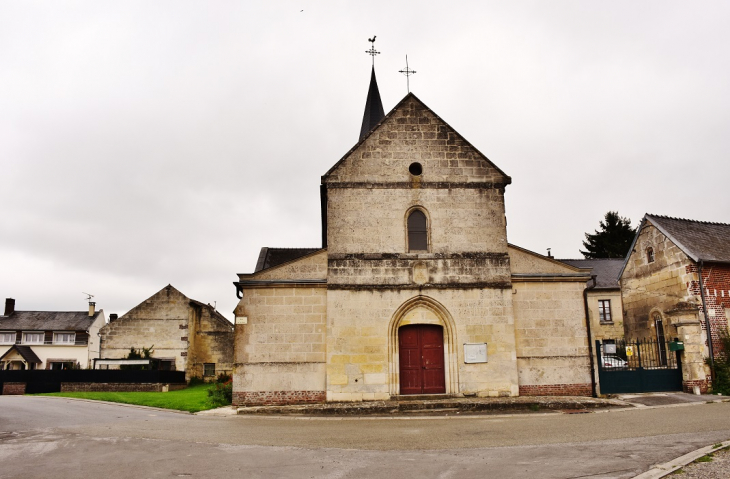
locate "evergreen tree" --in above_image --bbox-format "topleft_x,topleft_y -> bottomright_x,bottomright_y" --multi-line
580,211 -> 636,259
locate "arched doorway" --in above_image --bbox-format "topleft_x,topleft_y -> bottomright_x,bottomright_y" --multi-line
399,324 -> 445,394
388,295 -> 458,396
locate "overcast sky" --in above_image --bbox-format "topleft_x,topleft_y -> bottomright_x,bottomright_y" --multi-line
2,1 -> 729,320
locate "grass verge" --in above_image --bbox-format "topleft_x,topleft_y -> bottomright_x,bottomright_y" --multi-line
35,383 -> 216,413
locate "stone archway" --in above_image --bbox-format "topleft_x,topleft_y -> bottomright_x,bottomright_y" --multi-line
387,296 -> 458,396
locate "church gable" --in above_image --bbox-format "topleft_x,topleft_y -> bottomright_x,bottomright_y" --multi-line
243,249 -> 327,281
508,245 -> 587,275
323,94 -> 510,186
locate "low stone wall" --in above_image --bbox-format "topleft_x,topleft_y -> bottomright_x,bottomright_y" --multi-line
61,383 -> 187,393
2,382 -> 26,395
519,383 -> 592,397
233,390 -> 326,406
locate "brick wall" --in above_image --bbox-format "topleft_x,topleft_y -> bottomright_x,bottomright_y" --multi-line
233,390 -> 326,406
60,382 -> 186,393
519,383 -> 592,397
686,263 -> 730,357
2,382 -> 26,395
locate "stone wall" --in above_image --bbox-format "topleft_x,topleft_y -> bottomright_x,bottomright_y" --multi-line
512,280 -> 592,396
232,286 -> 327,406
187,304 -> 234,379
325,288 -> 519,401
100,285 -> 234,380
621,222 -> 695,341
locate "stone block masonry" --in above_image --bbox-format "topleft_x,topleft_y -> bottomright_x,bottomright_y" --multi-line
60,382 -> 187,392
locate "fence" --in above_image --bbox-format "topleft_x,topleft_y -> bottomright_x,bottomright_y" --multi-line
0,369 -> 186,394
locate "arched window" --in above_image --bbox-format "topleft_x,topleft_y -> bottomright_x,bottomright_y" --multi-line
407,210 -> 428,252
646,247 -> 655,263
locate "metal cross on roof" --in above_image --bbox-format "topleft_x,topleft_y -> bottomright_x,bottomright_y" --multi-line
399,55 -> 416,93
365,36 -> 379,66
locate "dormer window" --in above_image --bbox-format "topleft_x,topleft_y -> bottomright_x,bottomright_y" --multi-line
646,247 -> 655,263
407,209 -> 428,252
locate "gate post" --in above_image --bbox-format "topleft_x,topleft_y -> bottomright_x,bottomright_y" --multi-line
666,303 -> 708,394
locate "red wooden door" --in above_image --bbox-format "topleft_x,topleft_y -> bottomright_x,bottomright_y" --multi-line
398,324 -> 445,395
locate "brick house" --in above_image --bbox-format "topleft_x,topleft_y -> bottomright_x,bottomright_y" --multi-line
620,214 -> 730,392
99,285 -> 234,380
231,66 -> 596,406
0,298 -> 106,370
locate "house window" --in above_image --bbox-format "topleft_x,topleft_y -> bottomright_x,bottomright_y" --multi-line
203,363 -> 216,377
598,300 -> 612,323
53,332 -> 76,345
0,332 -> 15,344
407,209 -> 428,252
22,332 -> 44,344
646,247 -> 655,263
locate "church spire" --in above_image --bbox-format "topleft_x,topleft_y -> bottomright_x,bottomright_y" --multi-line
359,67 -> 385,141
359,37 -> 385,141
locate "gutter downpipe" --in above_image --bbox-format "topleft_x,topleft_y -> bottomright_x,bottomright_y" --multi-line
697,260 -> 715,381
583,274 -> 598,397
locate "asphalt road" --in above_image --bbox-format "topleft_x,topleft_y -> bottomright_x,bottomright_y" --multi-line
1,396 -> 730,479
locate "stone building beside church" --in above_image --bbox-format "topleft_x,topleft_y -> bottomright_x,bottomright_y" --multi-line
231,67 -> 595,406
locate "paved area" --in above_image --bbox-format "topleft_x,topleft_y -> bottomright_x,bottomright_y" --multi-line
2,395 -> 730,478
617,392 -> 729,408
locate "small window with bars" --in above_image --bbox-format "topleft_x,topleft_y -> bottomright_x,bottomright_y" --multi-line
598,300 -> 612,323
646,247 -> 655,263
203,363 -> 216,377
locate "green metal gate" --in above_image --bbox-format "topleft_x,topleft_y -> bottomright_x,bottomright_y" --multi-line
596,339 -> 683,394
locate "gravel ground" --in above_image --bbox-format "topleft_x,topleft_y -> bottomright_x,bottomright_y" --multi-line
673,447 -> 730,478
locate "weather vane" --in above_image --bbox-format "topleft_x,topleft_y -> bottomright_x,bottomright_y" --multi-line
399,55 -> 416,93
366,36 -> 379,66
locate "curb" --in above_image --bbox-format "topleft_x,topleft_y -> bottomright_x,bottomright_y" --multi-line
28,395 -> 194,415
631,441 -> 730,479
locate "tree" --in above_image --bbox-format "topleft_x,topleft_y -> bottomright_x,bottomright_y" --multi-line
120,345 -> 154,370
580,211 -> 636,259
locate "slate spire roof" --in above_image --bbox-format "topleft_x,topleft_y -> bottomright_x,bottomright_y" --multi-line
359,66 -> 385,141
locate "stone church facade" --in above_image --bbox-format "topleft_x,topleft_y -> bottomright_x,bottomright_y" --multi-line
232,73 -> 594,406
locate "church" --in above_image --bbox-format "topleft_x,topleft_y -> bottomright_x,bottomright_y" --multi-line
231,62 -> 595,406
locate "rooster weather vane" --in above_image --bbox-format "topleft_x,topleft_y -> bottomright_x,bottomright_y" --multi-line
365,36 -> 379,66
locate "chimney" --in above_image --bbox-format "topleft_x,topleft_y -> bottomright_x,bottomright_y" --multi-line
109,313 -> 118,322
88,302 -> 96,317
4,298 -> 15,316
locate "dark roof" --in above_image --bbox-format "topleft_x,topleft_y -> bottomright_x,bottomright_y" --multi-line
646,214 -> 730,263
558,258 -> 623,289
0,310 -> 102,331
359,66 -> 385,141
0,345 -> 42,364
254,247 -> 321,273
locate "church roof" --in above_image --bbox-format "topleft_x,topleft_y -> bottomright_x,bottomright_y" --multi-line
644,214 -> 730,263
558,258 -> 623,289
254,247 -> 321,272
359,67 -> 385,141
0,310 -> 102,331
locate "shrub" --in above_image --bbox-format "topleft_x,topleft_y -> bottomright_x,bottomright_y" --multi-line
709,331 -> 730,395
188,376 -> 205,386
207,379 -> 232,408
216,373 -> 232,384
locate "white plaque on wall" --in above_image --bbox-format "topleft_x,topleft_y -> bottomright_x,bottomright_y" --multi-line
464,343 -> 487,363
235,316 -> 248,325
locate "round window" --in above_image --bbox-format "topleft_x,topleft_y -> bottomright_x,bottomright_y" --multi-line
409,162 -> 423,176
